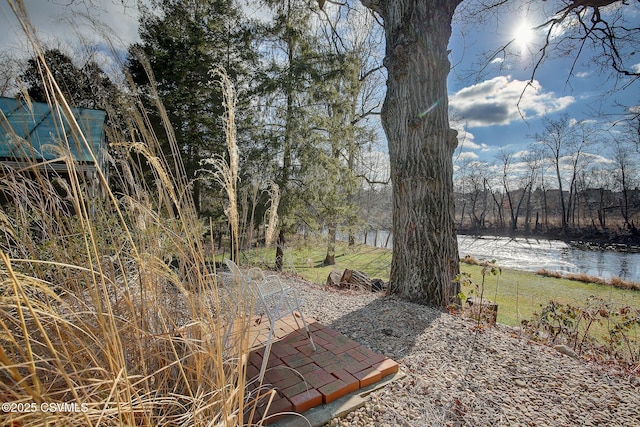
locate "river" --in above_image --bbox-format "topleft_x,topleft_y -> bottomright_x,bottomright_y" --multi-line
457,235 -> 640,282
353,230 -> 640,283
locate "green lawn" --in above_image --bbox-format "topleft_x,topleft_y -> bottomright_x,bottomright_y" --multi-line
235,236 -> 392,284
458,264 -> 640,326
234,237 -> 640,327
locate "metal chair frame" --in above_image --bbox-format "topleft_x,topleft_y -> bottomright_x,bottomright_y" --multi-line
224,259 -> 316,380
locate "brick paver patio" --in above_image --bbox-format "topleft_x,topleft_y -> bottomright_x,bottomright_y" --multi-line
244,313 -> 399,425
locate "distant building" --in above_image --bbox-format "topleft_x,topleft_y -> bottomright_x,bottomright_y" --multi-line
0,96 -> 107,195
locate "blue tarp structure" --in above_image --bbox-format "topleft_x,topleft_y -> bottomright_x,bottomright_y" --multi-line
0,96 -> 106,171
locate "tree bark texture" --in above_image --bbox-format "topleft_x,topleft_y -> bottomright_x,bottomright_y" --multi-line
364,0 -> 461,306
324,223 -> 336,265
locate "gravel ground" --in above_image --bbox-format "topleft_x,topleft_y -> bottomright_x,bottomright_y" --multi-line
276,274 -> 640,427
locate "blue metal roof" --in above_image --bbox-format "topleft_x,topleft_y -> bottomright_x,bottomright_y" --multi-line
0,96 -> 106,164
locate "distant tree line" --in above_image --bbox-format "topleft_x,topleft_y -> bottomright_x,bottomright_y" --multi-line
454,114 -> 640,242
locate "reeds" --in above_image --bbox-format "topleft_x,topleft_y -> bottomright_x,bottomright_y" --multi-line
536,269 -> 640,291
201,68 -> 240,261
0,3 -> 257,425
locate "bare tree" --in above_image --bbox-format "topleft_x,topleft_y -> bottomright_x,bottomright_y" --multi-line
0,52 -> 23,97
565,120 -> 596,228
612,120 -> 640,230
521,149 -> 544,232
498,148 -> 530,232
531,114 -> 577,234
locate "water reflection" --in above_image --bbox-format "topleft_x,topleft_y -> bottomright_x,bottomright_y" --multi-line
457,235 -> 640,283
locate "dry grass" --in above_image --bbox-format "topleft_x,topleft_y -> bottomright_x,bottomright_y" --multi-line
536,268 -> 640,291
0,3 -> 263,426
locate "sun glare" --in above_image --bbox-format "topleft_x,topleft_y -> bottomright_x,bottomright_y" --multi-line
513,21 -> 535,53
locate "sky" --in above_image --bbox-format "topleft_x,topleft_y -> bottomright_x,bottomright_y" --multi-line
1,0 -> 638,172
0,1 -> 139,75
446,1 -> 639,168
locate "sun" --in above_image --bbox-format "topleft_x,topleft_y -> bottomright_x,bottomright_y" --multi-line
513,21 -> 535,53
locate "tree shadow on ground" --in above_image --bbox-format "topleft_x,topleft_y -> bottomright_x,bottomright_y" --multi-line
324,294 -> 443,360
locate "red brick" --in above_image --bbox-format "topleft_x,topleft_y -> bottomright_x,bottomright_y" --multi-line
332,369 -> 360,390
271,342 -> 298,358
346,348 -> 368,362
281,318 -> 299,329
286,337 -> 312,349
281,331 -> 306,345
334,340 -> 361,354
353,367 -> 382,388
264,366 -> 291,383
282,353 -> 312,368
281,381 -> 311,399
281,314 -> 299,326
336,352 -> 358,366
332,335 -> 354,345
311,351 -> 338,367
323,362 -> 347,374
243,405 -> 264,425
288,389 -> 323,413
308,321 -> 324,331
245,379 -> 258,392
273,373 -> 302,391
323,343 -> 339,353
246,364 -> 259,381
311,334 -> 330,347
344,360 -> 371,374
295,343 -> 317,356
357,348 -> 387,364
303,369 -> 335,389
313,329 -> 334,342
373,358 -> 399,378
296,362 -> 321,375
324,327 -> 342,337
248,350 -> 264,367
318,379 -> 358,404
267,355 -> 285,368
264,396 -> 294,417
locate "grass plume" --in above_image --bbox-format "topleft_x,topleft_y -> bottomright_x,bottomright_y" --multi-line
0,2 -> 257,425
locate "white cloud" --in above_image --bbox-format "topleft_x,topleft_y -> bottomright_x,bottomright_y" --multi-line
1,2 -> 140,56
451,123 -> 492,152
461,139 -> 484,150
449,76 -> 575,128
633,63 -> 640,74
578,152 -> 614,165
457,151 -> 479,160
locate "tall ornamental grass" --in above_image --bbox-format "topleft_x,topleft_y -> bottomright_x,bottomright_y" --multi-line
0,2 -> 259,425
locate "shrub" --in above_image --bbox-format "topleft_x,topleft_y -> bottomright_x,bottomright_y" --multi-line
522,297 -> 640,368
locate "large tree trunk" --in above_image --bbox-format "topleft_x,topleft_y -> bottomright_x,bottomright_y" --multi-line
363,0 -> 461,306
